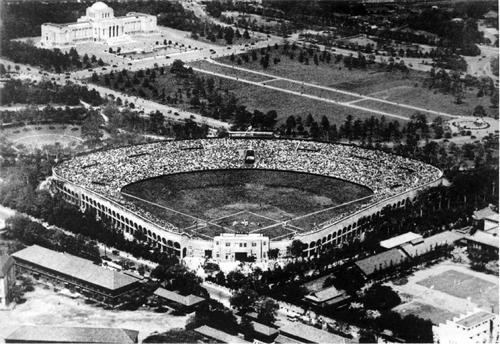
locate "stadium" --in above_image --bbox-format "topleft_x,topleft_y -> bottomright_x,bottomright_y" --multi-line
52,138 -> 443,262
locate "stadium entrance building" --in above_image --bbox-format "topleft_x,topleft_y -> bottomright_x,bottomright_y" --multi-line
41,2 -> 157,48
213,234 -> 269,262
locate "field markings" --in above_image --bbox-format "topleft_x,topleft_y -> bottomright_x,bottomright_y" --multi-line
202,59 -> 459,120
12,134 -> 84,143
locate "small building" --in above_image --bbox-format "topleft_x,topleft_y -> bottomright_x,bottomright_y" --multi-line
303,285 -> 350,308
464,230 -> 499,258
433,309 -> 498,344
213,233 -> 269,262
154,287 -> 205,313
11,245 -> 140,306
380,232 -> 423,249
4,325 -> 139,343
354,248 -> 408,279
277,322 -> 354,344
472,206 -> 498,229
0,255 -> 16,309
194,325 -> 251,344
248,320 -> 279,343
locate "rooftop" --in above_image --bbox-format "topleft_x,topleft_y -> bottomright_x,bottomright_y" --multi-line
401,231 -> 462,258
154,287 -> 205,306
485,213 -> 499,223
466,230 -> 499,249
11,245 -> 138,291
380,232 -> 422,249
250,321 -> 279,337
355,248 -> 407,277
279,322 -> 353,343
304,285 -> 345,303
473,207 -> 498,221
195,325 -> 251,343
0,255 -> 15,278
5,325 -> 138,343
456,311 -> 497,328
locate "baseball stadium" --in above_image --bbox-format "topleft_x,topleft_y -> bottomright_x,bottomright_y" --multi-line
52,138 -> 443,262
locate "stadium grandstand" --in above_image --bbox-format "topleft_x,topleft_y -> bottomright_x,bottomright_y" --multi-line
52,138 -> 442,261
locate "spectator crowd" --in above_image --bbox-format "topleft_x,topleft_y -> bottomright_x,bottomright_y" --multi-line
54,139 -> 442,235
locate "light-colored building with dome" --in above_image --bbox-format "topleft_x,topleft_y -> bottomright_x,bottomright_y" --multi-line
41,2 -> 157,48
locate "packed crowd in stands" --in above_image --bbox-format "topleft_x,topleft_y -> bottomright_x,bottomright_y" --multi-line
54,139 -> 442,235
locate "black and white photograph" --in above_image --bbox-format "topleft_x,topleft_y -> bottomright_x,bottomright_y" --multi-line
0,0 -> 498,342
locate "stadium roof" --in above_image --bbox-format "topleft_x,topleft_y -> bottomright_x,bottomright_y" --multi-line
4,325 -> 138,343
279,322 -> 353,343
154,287 -> 205,306
380,232 -> 422,249
456,311 -> 497,328
11,245 -> 138,291
401,231 -> 462,258
0,255 -> 15,278
194,325 -> 251,343
355,248 -> 407,277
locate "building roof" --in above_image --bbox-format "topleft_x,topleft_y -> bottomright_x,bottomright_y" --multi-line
380,232 -> 422,249
473,207 -> 498,221
484,10 -> 498,19
355,248 -> 407,277
304,285 -> 344,303
485,213 -> 499,223
401,231 -> 462,258
5,325 -> 138,343
0,255 -> 15,278
11,245 -> 138,291
275,334 -> 305,344
194,325 -> 251,343
279,322 -> 352,343
154,287 -> 205,307
90,2 -> 110,10
466,231 -> 499,249
456,311 -> 497,328
250,321 -> 279,337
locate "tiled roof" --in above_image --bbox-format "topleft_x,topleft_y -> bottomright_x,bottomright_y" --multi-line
11,245 -> 138,291
5,325 -> 138,343
154,287 -> 205,306
355,248 -> 407,277
466,231 -> 499,249
401,231 -> 462,258
380,232 -> 422,249
0,255 -> 15,278
473,207 -> 498,221
305,285 -> 344,302
275,334 -> 305,344
279,322 -> 353,343
251,321 -> 279,337
195,325 -> 251,343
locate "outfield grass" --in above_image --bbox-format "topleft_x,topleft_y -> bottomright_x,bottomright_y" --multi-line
122,169 -> 372,238
264,79 -> 362,103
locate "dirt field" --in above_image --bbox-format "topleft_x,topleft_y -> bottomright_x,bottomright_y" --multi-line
387,261 -> 499,326
3,125 -> 84,152
0,286 -> 189,343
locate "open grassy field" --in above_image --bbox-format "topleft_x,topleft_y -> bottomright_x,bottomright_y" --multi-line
217,52 -> 424,94
196,73 -> 391,126
122,169 -> 372,239
371,85 -> 496,118
188,60 -> 275,82
2,124 -> 84,152
264,79 -> 362,103
394,301 -> 459,325
417,269 -> 499,311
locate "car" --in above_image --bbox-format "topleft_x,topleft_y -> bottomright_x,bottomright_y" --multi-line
112,65 -> 117,67
128,63 -> 132,66
38,71 -> 43,74
174,112 -> 180,116
27,68 -> 31,71
51,77 -> 55,81
190,115 -> 195,119
211,51 -> 216,54
227,46 -> 231,49
88,69 -> 93,72
250,42 -> 255,45
168,110 -> 172,114
102,67 -> 107,70
166,56 -> 171,59
65,75 -> 70,79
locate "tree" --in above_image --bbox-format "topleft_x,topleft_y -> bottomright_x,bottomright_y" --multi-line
287,239 -> 304,258
256,298 -> 279,325
143,329 -> 206,343
361,284 -> 401,310
230,284 -> 258,313
81,114 -> 103,146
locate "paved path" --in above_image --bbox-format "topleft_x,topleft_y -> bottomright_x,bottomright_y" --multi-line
204,59 -> 459,120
